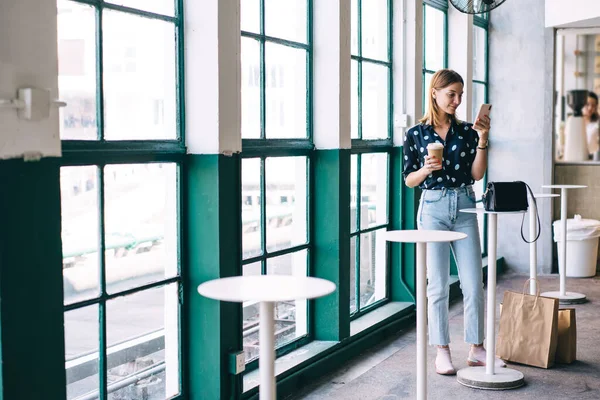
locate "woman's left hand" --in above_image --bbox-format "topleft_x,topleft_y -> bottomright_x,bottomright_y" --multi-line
473,115 -> 490,140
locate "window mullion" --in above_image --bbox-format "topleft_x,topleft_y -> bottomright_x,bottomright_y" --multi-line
95,5 -> 104,141
260,157 -> 267,274
97,166 -> 108,400
355,155 -> 362,312
357,0 -> 363,140
260,0 -> 266,140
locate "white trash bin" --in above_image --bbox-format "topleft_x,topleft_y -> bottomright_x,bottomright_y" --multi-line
553,215 -> 600,278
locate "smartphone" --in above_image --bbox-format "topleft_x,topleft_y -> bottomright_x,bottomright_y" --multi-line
476,103 -> 492,122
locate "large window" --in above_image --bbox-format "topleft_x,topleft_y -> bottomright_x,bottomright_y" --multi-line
350,0 -> 392,317
473,15 -> 489,252
423,2 -> 448,109
57,0 -> 183,398
240,0 -> 312,365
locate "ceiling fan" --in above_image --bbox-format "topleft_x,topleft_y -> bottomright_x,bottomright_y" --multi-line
449,0 -> 508,14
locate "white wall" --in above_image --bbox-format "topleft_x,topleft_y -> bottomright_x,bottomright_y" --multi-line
185,0 -> 241,155
489,0 -> 555,274
0,0 -> 61,160
546,0 -> 600,28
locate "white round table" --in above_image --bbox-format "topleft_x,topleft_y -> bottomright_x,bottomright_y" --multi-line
198,275 -> 336,400
528,194 -> 560,295
384,230 -> 467,400
456,208 -> 525,390
541,184 -> 588,304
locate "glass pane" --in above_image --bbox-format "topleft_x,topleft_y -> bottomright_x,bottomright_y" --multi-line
267,250 -> 308,343
241,0 -> 260,33
242,251 -> 308,363
243,261 -> 262,276
57,1 -> 97,140
473,26 -> 487,82
360,153 -> 388,229
472,82 -> 486,122
105,0 -> 174,17
65,305 -> 99,400
362,62 -> 389,139
351,154 -> 359,233
242,261 -> 262,362
351,60 -> 359,139
265,0 -> 307,44
242,37 -> 262,139
424,5 -> 446,71
242,158 -> 262,259
424,72 -> 433,113
104,163 -> 178,294
359,229 -> 387,309
351,0 -> 358,55
265,43 -> 307,138
107,284 -> 180,399
61,166 -> 99,305
350,236 -> 358,314
266,157 -> 307,252
362,0 -> 388,61
103,11 -> 176,140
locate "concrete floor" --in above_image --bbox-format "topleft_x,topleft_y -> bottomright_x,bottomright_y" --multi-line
292,272 -> 600,400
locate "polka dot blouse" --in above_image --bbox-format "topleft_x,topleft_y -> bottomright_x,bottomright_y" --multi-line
402,120 -> 480,190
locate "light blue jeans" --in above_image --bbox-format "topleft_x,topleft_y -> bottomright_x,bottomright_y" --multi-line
417,185 -> 484,346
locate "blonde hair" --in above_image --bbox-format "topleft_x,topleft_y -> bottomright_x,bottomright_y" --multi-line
419,69 -> 464,128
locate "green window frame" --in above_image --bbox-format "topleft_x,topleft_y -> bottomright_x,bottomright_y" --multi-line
350,0 -> 393,319
58,1 -> 185,399
422,0 -> 448,109
240,0 -> 314,371
473,14 -> 490,256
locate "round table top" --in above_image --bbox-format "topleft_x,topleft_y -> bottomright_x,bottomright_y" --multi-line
533,193 -> 560,199
384,230 -> 467,243
460,207 -> 526,215
198,275 -> 336,303
541,184 -> 587,189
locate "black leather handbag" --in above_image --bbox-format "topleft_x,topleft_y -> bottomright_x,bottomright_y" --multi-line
481,181 -> 540,243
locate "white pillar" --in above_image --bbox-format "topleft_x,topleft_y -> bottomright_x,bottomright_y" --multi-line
184,0 -> 241,155
313,0 -> 351,150
448,6 -> 474,121
393,0 -> 424,147
0,0 -> 61,159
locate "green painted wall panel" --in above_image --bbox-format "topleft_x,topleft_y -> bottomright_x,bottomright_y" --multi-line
0,158 -> 66,400
313,149 -> 351,341
185,154 -> 242,400
390,147 -> 416,302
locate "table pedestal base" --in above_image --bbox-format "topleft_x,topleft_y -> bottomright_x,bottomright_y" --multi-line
457,367 -> 524,390
541,291 -> 587,305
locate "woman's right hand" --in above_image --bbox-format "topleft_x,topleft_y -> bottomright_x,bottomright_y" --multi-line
423,155 -> 442,172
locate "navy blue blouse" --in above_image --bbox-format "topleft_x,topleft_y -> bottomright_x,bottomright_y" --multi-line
402,120 -> 480,189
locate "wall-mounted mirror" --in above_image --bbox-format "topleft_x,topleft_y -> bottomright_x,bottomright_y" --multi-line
555,29 -> 600,162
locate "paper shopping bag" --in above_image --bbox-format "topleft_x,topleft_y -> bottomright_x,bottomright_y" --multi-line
555,308 -> 576,364
497,280 -> 559,369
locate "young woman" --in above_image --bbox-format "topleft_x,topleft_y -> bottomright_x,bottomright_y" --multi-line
403,69 -> 505,375
582,91 -> 600,157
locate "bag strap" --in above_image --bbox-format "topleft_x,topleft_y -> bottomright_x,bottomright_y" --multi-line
519,182 -> 541,244
519,278 -> 541,309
